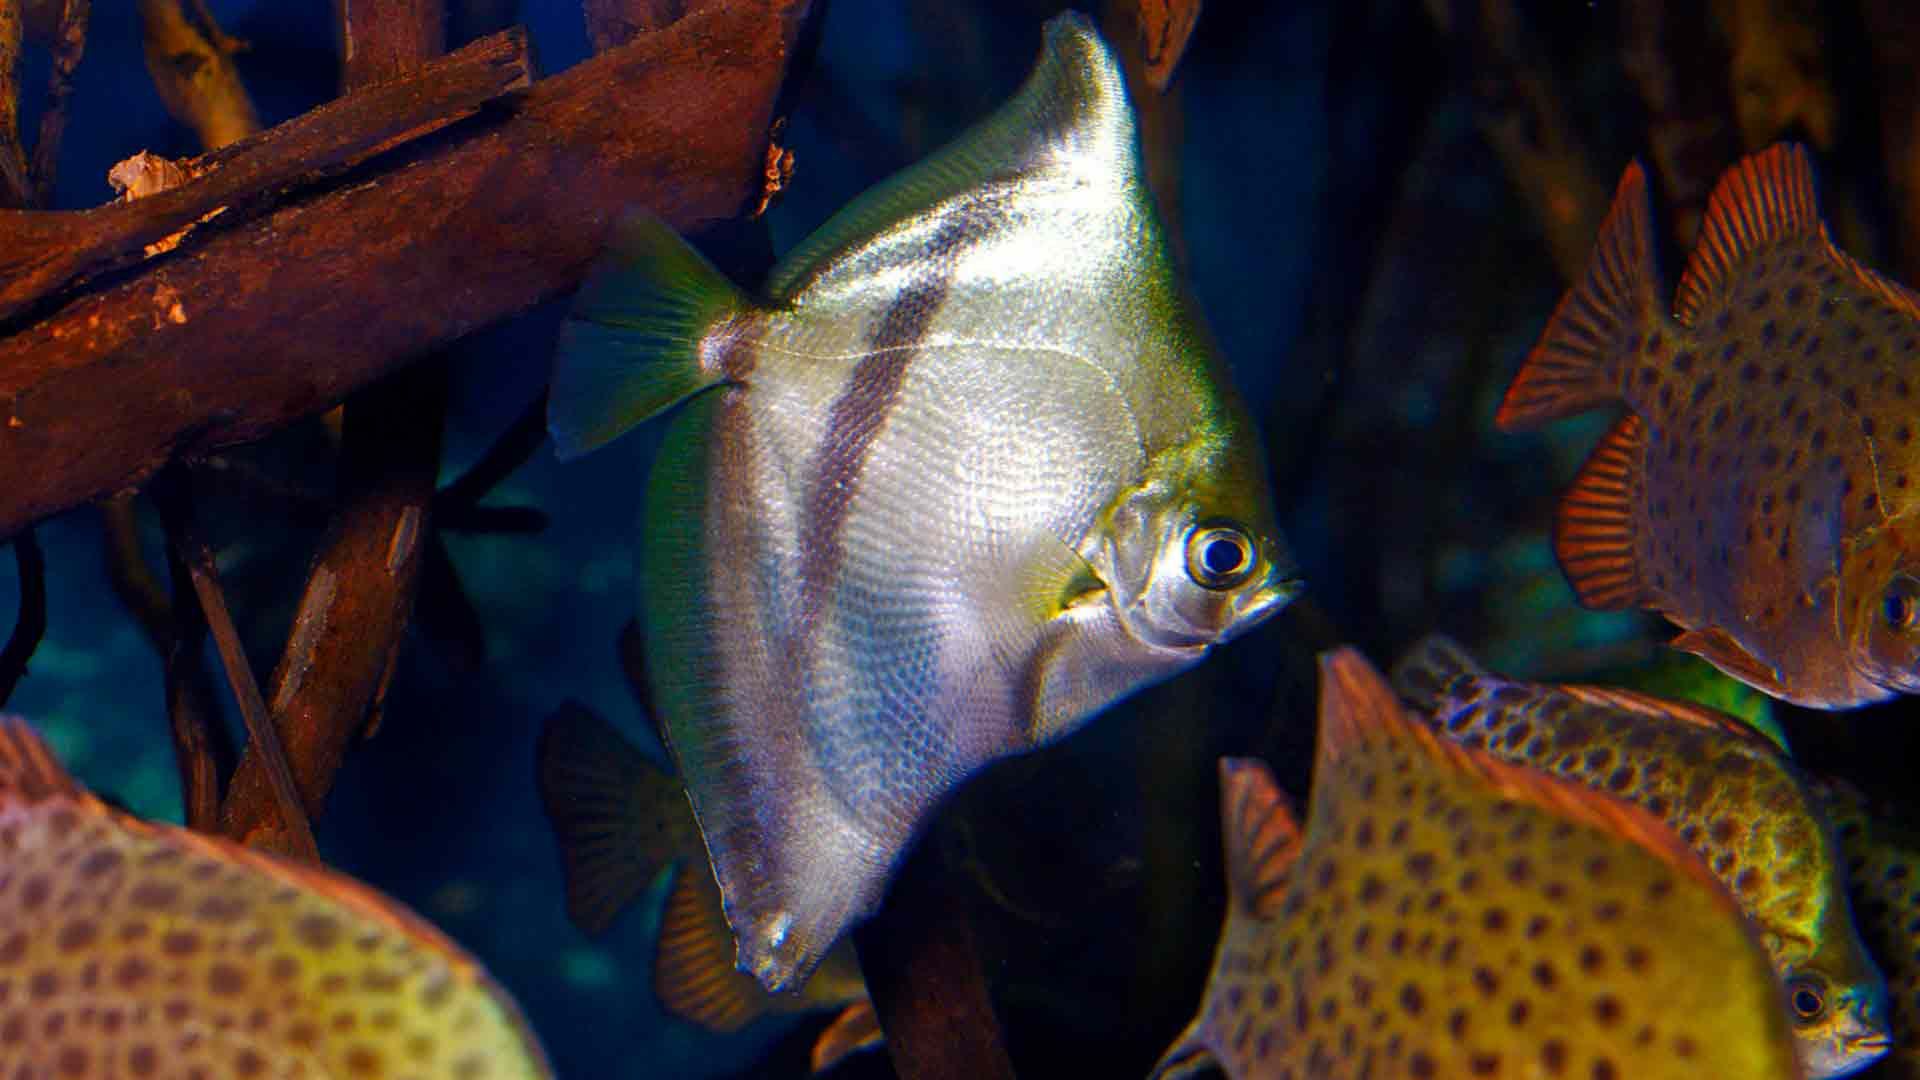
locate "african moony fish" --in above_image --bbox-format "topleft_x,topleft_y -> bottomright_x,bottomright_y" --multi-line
1497,143 -> 1920,708
1151,648 -> 1803,1080
1392,635 -> 1889,1077
1814,779 -> 1920,1079
535,702 -> 879,1073
546,13 -> 1297,990
0,717 -> 551,1078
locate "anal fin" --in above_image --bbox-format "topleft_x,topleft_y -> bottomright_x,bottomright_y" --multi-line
809,1001 -> 884,1074
654,863 -> 768,1033
1553,412 -> 1655,610
1669,627 -> 1790,699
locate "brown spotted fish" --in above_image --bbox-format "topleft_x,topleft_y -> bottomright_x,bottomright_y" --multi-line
1814,779 -> 1920,1078
535,703 -> 878,1073
1497,143 -> 1920,708
1150,648 -> 1802,1080
1393,635 -> 1889,1077
0,717 -> 551,1078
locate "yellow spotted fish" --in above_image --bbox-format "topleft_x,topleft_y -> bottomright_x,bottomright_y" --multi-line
1815,779 -> 1920,1078
1498,144 -> 1920,708
1151,649 -> 1802,1080
0,717 -> 550,1078
535,702 -> 878,1073
547,13 -> 1296,990
1393,635 -> 1889,1077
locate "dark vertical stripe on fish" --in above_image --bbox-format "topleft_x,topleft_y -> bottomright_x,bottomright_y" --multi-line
792,209 -> 990,644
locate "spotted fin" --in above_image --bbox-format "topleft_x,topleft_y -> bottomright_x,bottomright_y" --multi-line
1496,163 -> 1661,431
1554,682 -> 1790,754
654,862 -> 766,1033
1554,412 -> 1654,610
534,701 -> 681,935
0,715 -> 86,804
809,1001 -> 884,1074
1388,633 -> 1487,712
547,214 -> 748,459
1316,649 -> 1731,899
1670,626 -> 1791,699
1216,758 -> 1302,920
1673,144 -> 1822,324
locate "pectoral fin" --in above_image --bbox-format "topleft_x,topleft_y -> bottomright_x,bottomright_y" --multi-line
1669,627 -> 1790,699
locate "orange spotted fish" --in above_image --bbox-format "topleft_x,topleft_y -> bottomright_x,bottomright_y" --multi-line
1393,635 -> 1889,1077
1497,144 -> 1920,708
535,703 -> 878,1073
1150,649 -> 1802,1080
1815,779 -> 1920,1078
0,717 -> 551,1078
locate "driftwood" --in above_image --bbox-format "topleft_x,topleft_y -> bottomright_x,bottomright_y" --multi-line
0,0 -> 807,543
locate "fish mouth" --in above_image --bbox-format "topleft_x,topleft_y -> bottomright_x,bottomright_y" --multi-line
1844,1032 -> 1893,1055
1238,575 -> 1305,627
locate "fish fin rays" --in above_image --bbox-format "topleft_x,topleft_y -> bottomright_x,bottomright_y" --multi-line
1553,682 -> 1790,753
534,701 -> 684,936
1554,413 -> 1656,610
1669,627 -> 1793,700
547,214 -> 748,459
1315,649 -> 1732,902
1146,1025 -> 1222,1080
766,13 -> 1135,299
1217,757 -> 1303,920
809,1001 -> 884,1074
654,862 -> 768,1033
0,716 -> 86,804
1388,633 -> 1487,712
1496,163 -> 1661,431
1673,144 -> 1824,324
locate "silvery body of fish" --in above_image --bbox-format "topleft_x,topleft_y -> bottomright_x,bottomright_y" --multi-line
546,13 -> 1298,991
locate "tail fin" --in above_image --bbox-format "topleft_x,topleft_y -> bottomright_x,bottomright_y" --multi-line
547,214 -> 750,459
1496,162 -> 1664,431
1390,634 -> 1486,711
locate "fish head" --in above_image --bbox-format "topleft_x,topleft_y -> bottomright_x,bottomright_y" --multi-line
1091,442 -> 1300,656
1782,964 -> 1892,1077
1840,525 -> 1920,696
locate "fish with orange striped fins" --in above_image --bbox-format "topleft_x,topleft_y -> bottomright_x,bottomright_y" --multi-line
0,716 -> 551,1078
535,702 -> 877,1070
1392,634 -> 1890,1077
1150,648 -> 1802,1080
1497,143 -> 1920,708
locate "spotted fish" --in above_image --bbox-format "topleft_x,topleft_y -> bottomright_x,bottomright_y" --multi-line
1815,779 -> 1920,1078
1393,635 -> 1889,1077
1496,144 -> 1920,708
1150,648 -> 1801,1080
535,702 -> 878,1073
0,717 -> 550,1078
545,13 -> 1296,990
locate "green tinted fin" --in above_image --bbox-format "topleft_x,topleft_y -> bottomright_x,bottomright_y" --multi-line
535,701 -> 682,935
809,1001 -> 884,1074
547,214 -> 749,459
766,12 -> 1135,299
1389,633 -> 1488,712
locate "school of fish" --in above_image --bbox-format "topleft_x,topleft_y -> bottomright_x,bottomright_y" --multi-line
15,8 -> 1920,1080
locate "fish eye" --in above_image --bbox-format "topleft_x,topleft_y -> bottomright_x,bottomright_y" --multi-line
1186,523 -> 1255,590
1883,575 -> 1920,634
1787,977 -> 1827,1023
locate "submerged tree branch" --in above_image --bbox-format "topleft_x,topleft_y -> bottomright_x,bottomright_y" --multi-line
0,0 -> 28,208
138,0 -> 260,152
0,0 -> 806,542
27,0 -> 87,206
0,530 -> 45,708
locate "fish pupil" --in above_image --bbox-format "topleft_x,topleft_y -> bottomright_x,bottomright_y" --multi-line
1204,537 -> 1245,576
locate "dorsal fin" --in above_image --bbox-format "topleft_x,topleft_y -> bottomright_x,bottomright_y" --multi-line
1673,144 -> 1823,324
1216,757 -> 1302,919
1389,633 -> 1487,711
0,716 -> 86,803
1315,649 -> 1731,899
1553,683 -> 1788,753
765,12 -> 1136,300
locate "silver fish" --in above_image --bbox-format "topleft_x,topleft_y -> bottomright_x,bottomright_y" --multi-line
545,13 -> 1298,991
